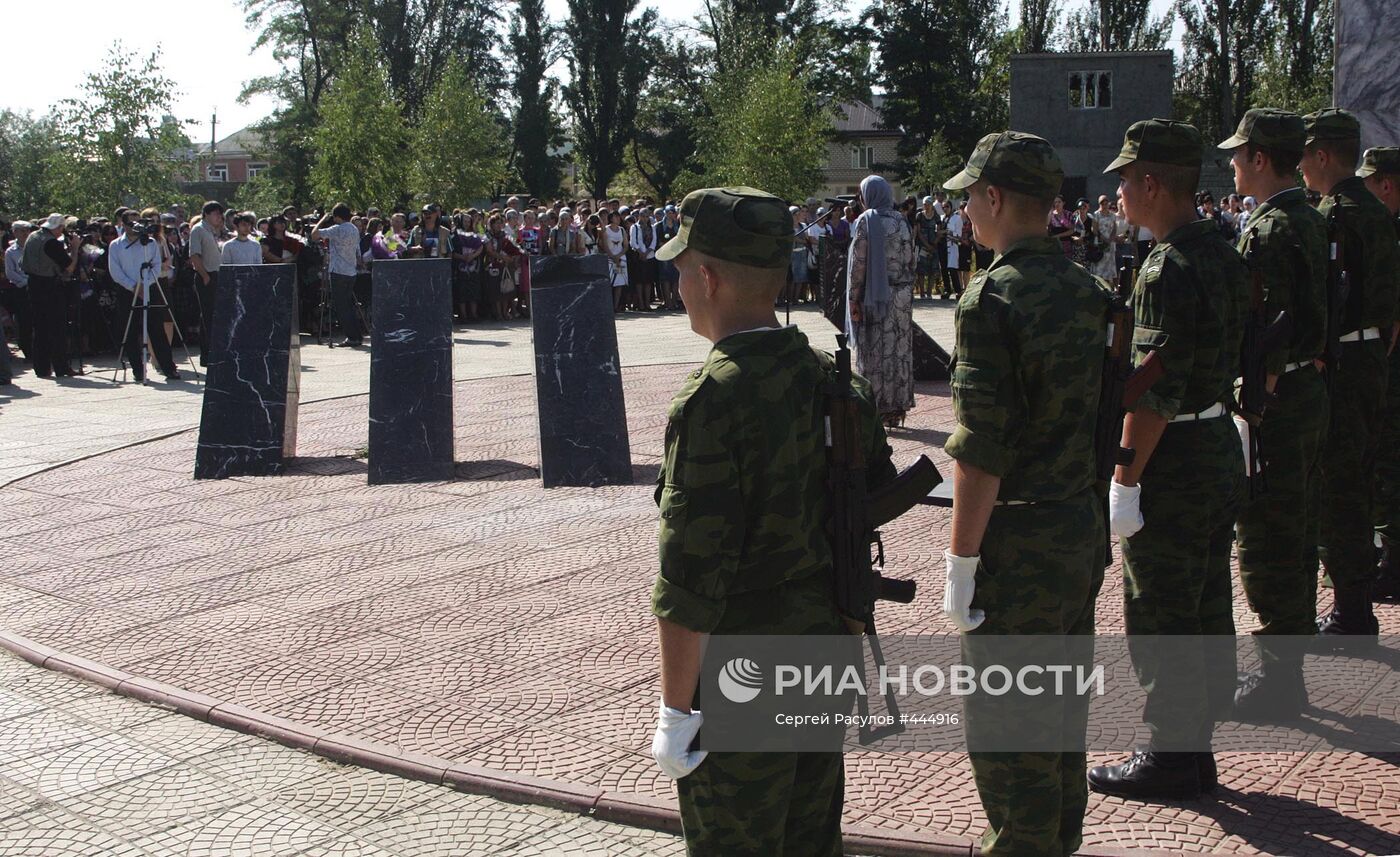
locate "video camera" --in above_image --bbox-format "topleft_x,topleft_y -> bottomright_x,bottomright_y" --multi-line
127,220 -> 156,245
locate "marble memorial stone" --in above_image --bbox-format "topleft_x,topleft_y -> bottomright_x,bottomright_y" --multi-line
529,255 -> 632,488
194,263 -> 300,479
369,258 -> 455,484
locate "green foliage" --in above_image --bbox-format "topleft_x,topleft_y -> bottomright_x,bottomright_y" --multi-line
1017,0 -> 1061,52
564,0 -> 657,196
905,132 -> 964,200
228,172 -> 296,218
1058,0 -> 1171,51
508,0 -> 565,198
0,111 -> 60,218
411,58 -> 509,210
309,29 -> 408,209
43,46 -> 193,217
1174,0 -> 1269,143
694,56 -> 831,203
872,0 -> 1009,160
1249,0 -> 1332,115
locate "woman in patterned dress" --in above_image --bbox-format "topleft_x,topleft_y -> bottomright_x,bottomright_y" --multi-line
845,174 -> 917,427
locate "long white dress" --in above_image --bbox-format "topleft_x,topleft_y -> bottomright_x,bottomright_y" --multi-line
604,225 -> 628,286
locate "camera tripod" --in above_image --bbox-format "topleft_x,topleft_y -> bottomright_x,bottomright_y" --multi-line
313,254 -> 372,346
109,269 -> 200,386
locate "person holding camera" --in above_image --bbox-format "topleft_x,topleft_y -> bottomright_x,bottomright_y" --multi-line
21,214 -> 81,378
311,203 -> 365,347
188,201 -> 225,365
109,220 -> 178,381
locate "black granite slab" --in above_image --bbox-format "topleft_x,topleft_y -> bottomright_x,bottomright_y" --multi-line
368,258 -> 455,484
194,264 -> 301,479
529,255 -> 632,488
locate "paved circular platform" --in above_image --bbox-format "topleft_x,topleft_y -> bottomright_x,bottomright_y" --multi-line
3,367 -> 1398,856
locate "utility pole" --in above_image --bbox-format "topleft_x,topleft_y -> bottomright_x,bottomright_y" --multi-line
209,111 -> 217,181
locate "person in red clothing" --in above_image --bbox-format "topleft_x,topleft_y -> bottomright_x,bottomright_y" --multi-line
483,213 -> 523,320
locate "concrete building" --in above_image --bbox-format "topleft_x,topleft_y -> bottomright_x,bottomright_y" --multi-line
1009,50 -> 1174,202
823,97 -> 904,200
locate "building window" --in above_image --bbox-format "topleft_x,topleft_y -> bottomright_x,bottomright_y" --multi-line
1068,71 -> 1112,109
246,163 -> 269,179
850,146 -> 875,169
207,163 -> 228,181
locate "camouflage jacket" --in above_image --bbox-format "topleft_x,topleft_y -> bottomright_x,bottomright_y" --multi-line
1240,187 -> 1328,372
1131,219 -> 1249,419
1319,176 -> 1400,333
650,326 -> 894,634
946,236 -> 1109,501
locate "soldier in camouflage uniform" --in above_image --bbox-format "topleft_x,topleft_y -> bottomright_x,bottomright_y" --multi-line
1217,109 -> 1330,719
940,132 -> 1109,856
1091,120 -> 1249,800
648,186 -> 895,856
1358,146 -> 1400,602
1300,109 -> 1400,643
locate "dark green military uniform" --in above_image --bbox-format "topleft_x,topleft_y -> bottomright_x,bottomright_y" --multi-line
1306,110 -> 1400,634
1359,147 -> 1400,599
1107,121 -> 1250,754
944,133 -> 1109,857
1217,110 -> 1330,692
649,187 -> 894,857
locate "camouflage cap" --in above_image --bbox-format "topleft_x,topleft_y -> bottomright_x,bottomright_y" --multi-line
1217,107 -> 1305,153
1303,107 -> 1361,146
1103,119 -> 1203,173
1358,146 -> 1400,178
943,131 -> 1063,199
655,186 -> 793,270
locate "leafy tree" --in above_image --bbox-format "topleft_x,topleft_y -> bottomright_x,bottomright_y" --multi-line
1017,0 -> 1062,52
905,132 -> 965,200
1058,0 -> 1171,51
308,30 -> 407,209
0,111 -> 60,218
1249,0 -> 1331,113
228,172 -> 296,217
871,0 -> 1008,159
1174,0 -> 1269,143
44,46 -> 193,216
362,0 -> 502,118
629,36 -> 706,201
564,0 -> 657,197
694,56 -> 831,202
508,0 -> 565,198
412,58 -> 508,210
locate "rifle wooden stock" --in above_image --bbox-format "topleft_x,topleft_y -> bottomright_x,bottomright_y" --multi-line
1122,351 -> 1164,410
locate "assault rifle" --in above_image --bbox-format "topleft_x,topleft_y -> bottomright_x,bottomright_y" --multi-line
826,333 -> 941,743
1095,259 -> 1165,485
1323,207 -> 1350,389
1234,227 -> 1294,495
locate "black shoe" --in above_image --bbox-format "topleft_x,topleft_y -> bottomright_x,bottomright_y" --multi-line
1375,543 -> 1400,601
162,369 -> 181,381
1316,610 -> 1380,653
1088,750 -> 1202,801
1197,752 -> 1218,793
1233,668 -> 1305,722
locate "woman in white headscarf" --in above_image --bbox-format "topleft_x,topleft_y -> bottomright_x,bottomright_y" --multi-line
846,174 -> 917,426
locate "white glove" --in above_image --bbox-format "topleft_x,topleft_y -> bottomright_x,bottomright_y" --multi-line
1109,480 -> 1144,538
942,550 -> 985,633
652,700 -> 707,779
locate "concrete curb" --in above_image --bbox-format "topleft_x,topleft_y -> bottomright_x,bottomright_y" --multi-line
0,629 -> 985,855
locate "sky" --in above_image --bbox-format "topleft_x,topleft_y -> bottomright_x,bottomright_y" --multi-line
6,0 -> 1177,143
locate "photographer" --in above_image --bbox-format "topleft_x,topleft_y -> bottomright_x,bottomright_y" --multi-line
188,201 -> 225,365
21,214 -> 81,378
109,220 -> 178,381
310,203 -> 364,347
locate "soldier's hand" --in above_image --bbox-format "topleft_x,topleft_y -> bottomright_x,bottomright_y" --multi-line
652,701 -> 707,779
942,550 -> 985,633
1109,480 -> 1144,538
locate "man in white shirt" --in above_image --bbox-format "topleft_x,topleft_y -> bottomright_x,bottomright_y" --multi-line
219,212 -> 263,265
3,221 -> 33,363
188,201 -> 225,365
310,203 -> 365,347
109,220 -> 178,381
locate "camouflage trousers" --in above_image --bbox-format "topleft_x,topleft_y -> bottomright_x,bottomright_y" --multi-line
965,488 -> 1104,857
676,750 -> 843,857
1319,339 -> 1387,592
1373,344 -> 1400,543
1122,417 -> 1242,750
1237,366 -> 1329,658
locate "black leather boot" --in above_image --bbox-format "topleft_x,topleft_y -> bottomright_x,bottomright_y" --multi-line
1317,584 -> 1380,653
1088,750 -> 1202,801
1376,539 -> 1400,602
1197,751 -> 1218,793
1233,663 -> 1306,722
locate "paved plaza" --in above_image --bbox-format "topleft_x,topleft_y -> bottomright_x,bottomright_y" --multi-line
2,303 -> 1398,855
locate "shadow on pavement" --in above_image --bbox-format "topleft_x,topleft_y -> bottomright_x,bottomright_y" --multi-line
1197,789 -> 1400,857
